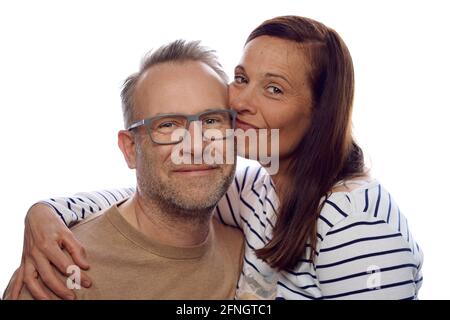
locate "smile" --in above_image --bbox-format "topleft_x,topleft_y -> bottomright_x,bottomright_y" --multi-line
236,119 -> 260,131
172,166 -> 219,176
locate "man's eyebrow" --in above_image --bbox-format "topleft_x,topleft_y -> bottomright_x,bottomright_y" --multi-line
153,108 -> 222,116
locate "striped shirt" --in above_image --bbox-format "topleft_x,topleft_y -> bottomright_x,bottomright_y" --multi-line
43,163 -> 423,300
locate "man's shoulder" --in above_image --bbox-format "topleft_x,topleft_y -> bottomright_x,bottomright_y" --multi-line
70,206 -> 118,242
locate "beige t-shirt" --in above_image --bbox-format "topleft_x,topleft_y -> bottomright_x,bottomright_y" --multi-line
17,205 -> 244,300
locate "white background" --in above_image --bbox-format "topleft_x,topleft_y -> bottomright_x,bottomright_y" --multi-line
1,0 -> 449,299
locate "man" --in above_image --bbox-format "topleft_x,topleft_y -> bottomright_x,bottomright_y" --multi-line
11,40 -> 244,299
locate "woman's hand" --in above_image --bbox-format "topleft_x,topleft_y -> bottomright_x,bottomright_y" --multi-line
5,203 -> 92,300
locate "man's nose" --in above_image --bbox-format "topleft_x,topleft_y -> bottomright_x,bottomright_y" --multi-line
183,120 -> 205,162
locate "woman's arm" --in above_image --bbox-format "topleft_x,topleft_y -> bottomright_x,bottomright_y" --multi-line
44,188 -> 135,227
316,215 -> 423,300
213,164 -> 267,229
214,175 -> 242,229
4,187 -> 134,300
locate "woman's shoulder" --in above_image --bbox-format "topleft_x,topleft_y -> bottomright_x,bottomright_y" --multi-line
317,179 -> 421,256
321,178 -> 388,217
325,178 -> 400,228
318,179 -> 392,231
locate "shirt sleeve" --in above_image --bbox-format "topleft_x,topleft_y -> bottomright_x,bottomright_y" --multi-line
214,163 -> 274,231
40,187 -> 135,227
315,214 -> 423,300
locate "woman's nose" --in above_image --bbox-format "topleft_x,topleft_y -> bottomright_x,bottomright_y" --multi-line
229,85 -> 257,115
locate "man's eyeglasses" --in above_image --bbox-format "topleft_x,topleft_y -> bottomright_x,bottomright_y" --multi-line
127,109 -> 237,145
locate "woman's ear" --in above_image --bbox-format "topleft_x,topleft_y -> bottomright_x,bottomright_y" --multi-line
118,130 -> 137,169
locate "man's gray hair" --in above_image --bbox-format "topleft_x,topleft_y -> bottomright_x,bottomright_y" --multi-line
121,39 -> 229,128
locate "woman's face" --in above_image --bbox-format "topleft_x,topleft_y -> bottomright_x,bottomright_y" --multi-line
229,35 -> 314,163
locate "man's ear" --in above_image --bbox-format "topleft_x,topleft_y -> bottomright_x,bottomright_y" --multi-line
118,130 -> 137,169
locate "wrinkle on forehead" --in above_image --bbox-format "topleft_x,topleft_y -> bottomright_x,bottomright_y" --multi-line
242,36 -> 313,88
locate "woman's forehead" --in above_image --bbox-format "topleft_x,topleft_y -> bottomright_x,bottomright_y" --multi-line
239,36 -> 311,82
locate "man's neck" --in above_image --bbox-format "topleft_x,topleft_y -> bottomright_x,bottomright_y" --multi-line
118,192 -> 212,247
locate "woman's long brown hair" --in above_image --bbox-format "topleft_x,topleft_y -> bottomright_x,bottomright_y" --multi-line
249,16 -> 365,271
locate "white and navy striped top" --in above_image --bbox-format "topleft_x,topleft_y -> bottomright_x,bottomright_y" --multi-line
43,164 -> 423,300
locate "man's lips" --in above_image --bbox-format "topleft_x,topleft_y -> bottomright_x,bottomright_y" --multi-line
172,165 -> 219,173
236,118 -> 259,131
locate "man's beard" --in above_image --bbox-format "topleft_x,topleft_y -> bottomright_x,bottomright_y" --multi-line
136,152 -> 235,223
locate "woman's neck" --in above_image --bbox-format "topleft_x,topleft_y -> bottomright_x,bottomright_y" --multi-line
268,158 -> 292,204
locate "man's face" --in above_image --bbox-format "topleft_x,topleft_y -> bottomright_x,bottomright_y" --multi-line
131,61 -> 235,216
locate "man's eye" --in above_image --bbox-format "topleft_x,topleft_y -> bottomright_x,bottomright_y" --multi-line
158,122 -> 176,129
267,86 -> 283,95
203,118 -> 220,125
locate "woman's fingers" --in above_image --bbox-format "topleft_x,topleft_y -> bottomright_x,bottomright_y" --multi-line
43,240 -> 92,288
30,248 -> 75,300
60,232 -> 93,287
22,258 -> 52,300
3,267 -> 24,300
61,231 -> 90,271
18,203 -> 91,299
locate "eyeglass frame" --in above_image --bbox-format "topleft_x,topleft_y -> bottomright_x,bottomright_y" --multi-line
127,108 -> 237,145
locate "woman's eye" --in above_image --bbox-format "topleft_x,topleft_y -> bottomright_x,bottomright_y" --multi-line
267,86 -> 283,95
234,75 -> 247,84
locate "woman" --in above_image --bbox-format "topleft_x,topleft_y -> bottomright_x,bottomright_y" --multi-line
6,16 -> 423,299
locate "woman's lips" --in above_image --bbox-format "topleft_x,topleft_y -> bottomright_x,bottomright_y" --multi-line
236,119 -> 259,131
